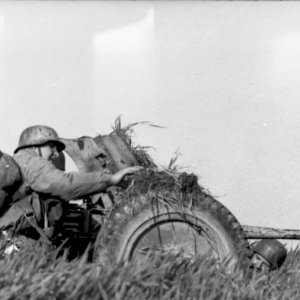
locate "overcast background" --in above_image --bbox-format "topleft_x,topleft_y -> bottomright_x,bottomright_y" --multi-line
1,1 -> 300,246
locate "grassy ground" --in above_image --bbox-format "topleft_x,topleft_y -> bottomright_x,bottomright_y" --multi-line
0,243 -> 299,300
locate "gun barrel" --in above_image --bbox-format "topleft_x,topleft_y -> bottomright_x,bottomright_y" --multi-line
243,225 -> 300,240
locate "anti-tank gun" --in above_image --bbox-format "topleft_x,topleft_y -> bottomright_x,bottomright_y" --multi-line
53,128 -> 251,269
0,124 -> 294,270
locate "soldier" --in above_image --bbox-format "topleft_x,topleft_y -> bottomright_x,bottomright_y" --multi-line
0,125 -> 141,241
252,239 -> 287,272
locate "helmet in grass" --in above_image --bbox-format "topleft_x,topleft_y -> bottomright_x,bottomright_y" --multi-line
253,239 -> 287,270
14,125 -> 65,154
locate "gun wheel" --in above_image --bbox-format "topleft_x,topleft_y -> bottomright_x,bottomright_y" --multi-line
93,190 -> 252,271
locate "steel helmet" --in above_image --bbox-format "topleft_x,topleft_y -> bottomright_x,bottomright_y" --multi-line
253,239 -> 287,269
14,125 -> 65,154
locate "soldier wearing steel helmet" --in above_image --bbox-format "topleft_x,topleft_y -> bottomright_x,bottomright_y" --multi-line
252,239 -> 287,272
0,125 -> 141,238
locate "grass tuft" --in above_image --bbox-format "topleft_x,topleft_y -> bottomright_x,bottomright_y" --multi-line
0,242 -> 299,300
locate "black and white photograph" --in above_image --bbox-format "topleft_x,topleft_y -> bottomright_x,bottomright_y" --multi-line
0,1 -> 299,299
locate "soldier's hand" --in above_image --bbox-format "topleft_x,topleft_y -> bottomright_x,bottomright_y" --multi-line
110,166 -> 143,185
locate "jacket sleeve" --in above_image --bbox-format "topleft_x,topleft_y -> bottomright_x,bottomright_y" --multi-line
22,155 -> 112,201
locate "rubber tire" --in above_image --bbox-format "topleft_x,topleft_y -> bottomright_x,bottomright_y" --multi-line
93,191 -> 252,270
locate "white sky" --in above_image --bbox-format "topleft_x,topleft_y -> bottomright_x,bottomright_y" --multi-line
1,1 -> 300,245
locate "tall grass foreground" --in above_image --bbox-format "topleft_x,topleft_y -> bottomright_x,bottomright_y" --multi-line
0,242 -> 299,300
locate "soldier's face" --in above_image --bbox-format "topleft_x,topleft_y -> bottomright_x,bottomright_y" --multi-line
252,253 -> 272,272
40,143 -> 59,161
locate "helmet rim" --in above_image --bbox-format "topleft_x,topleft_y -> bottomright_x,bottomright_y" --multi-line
14,140 -> 65,154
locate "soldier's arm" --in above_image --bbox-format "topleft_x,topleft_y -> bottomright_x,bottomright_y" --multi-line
23,156 -> 140,200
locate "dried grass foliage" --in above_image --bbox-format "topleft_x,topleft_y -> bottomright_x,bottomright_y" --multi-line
111,116 -> 163,168
0,242 -> 299,300
108,117 -> 205,209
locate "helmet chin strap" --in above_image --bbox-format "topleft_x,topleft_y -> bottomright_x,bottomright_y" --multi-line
33,146 -> 43,157
38,147 -> 42,157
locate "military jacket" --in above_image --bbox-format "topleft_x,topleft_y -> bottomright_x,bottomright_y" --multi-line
13,148 -> 111,201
